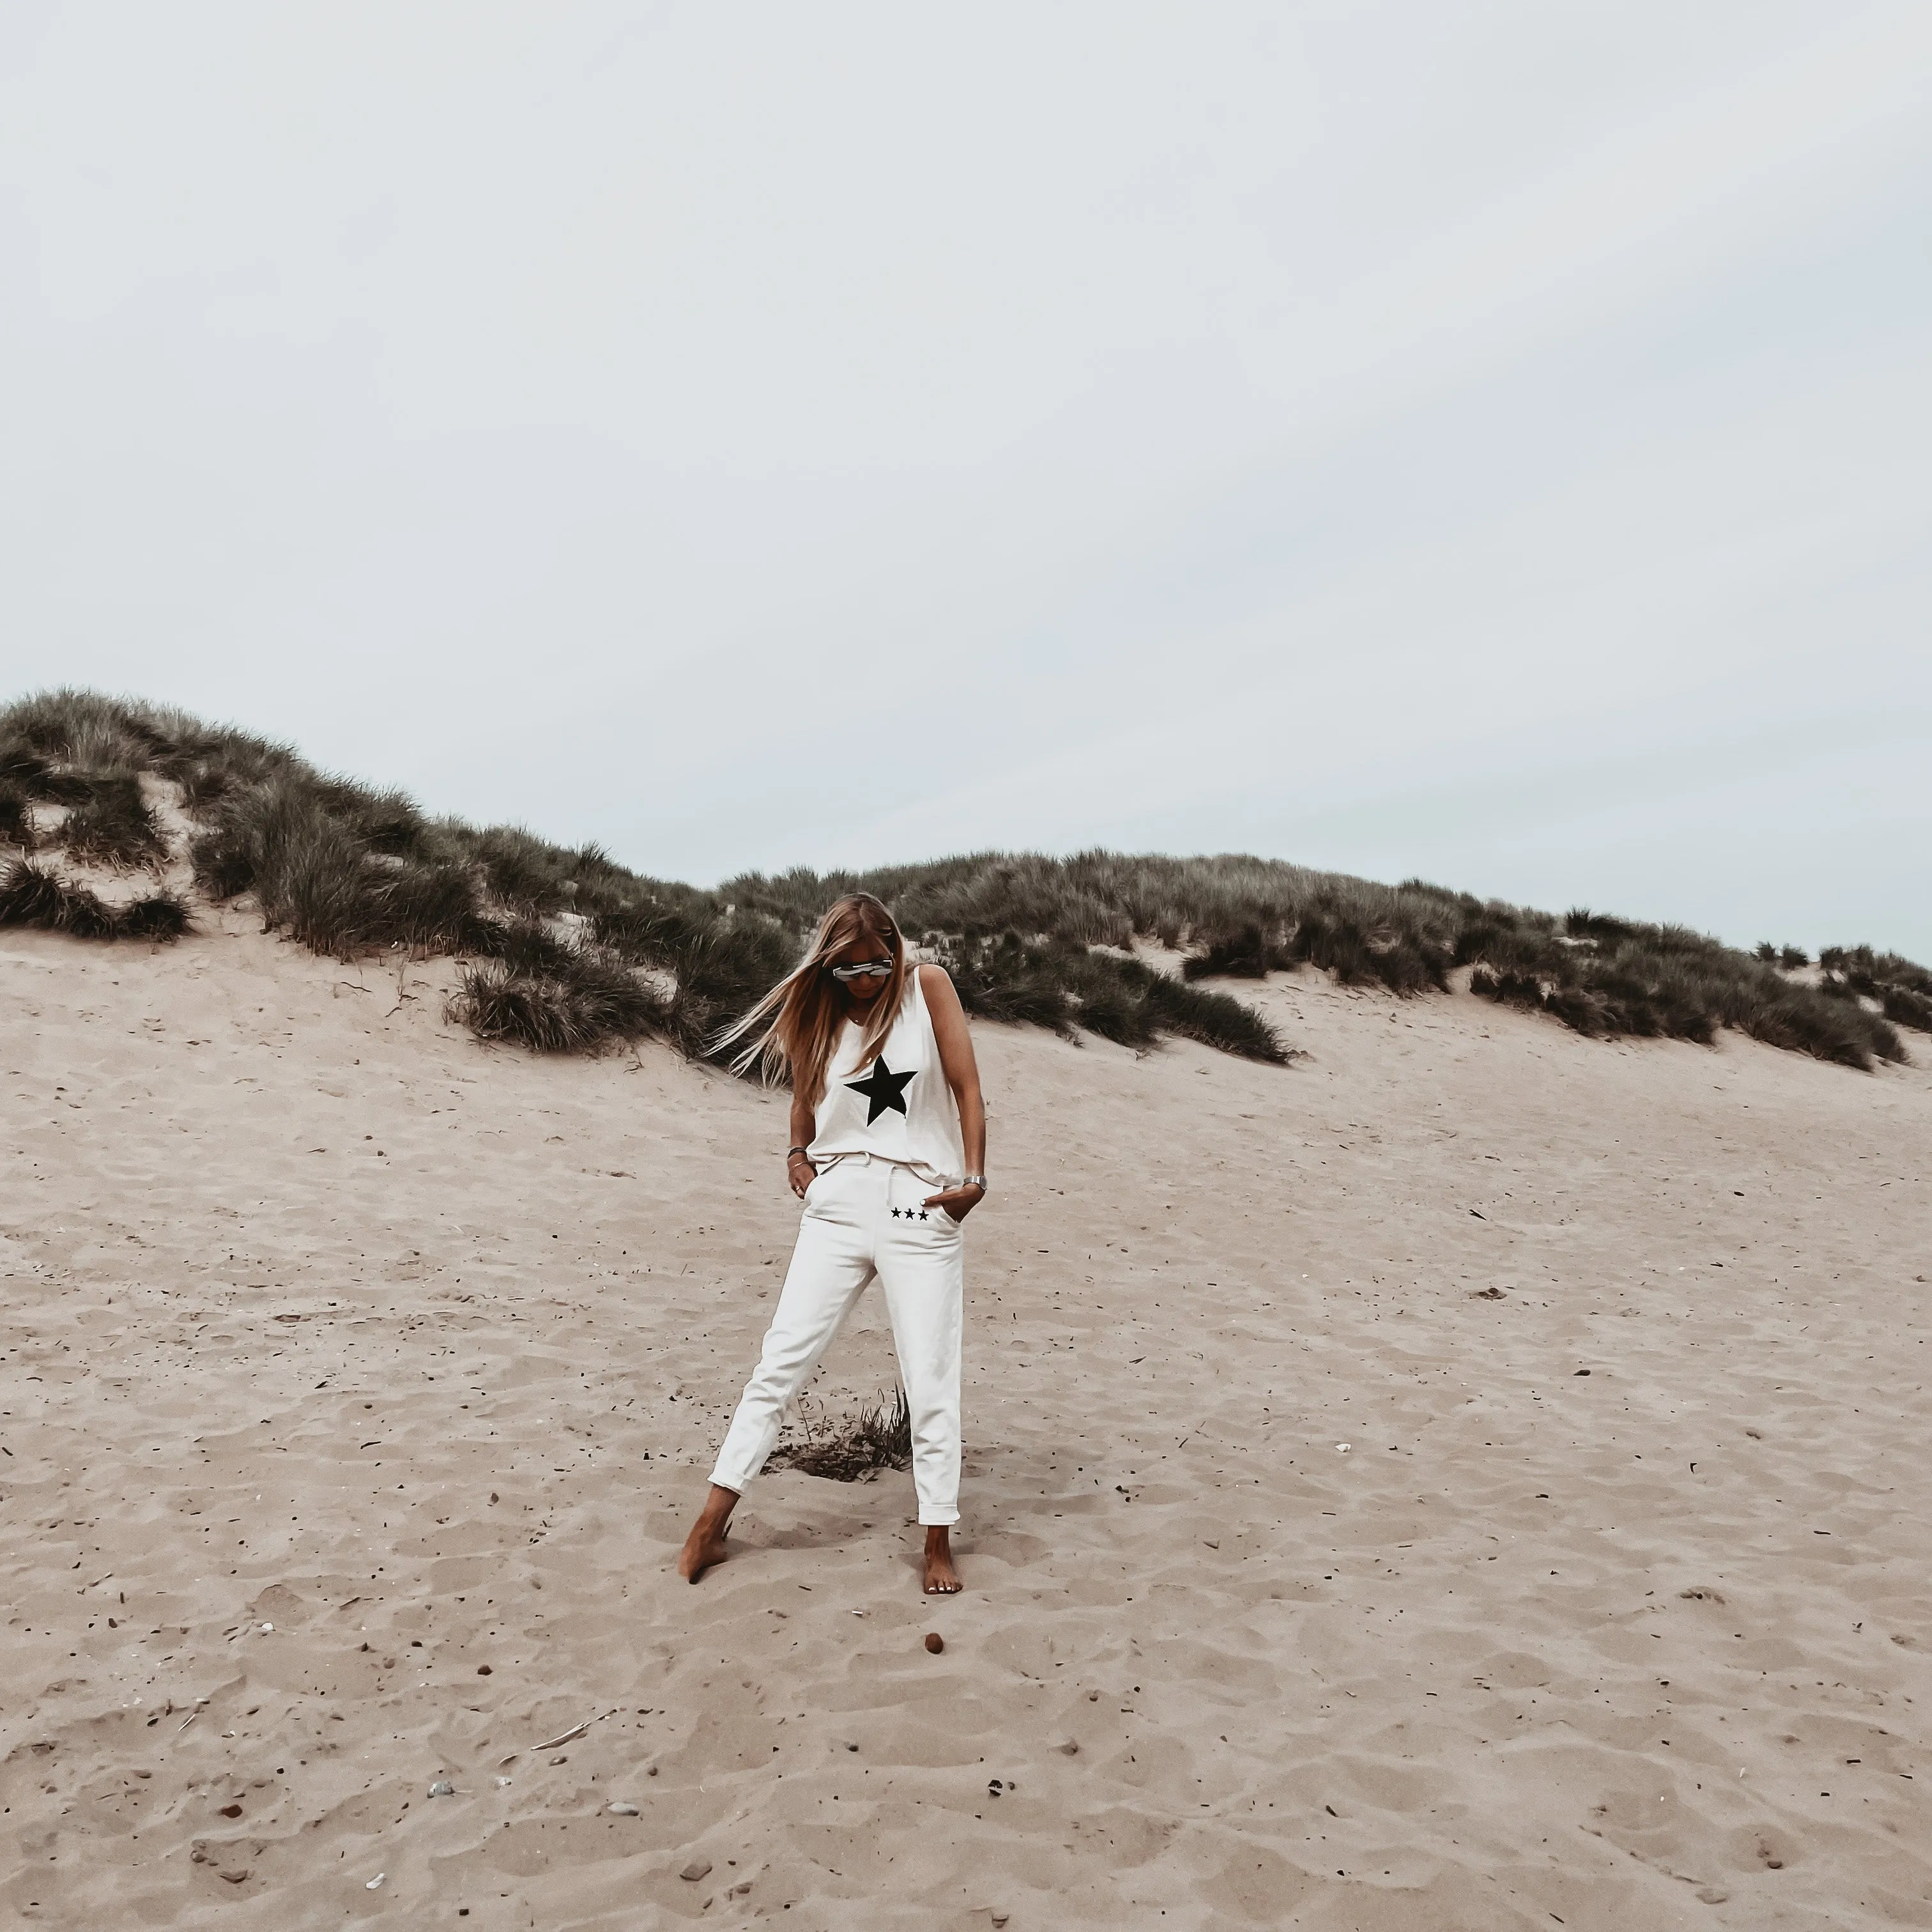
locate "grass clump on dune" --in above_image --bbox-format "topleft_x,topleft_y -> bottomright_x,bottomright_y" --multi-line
0,857 -> 190,942
446,943 -> 668,1054
931,930 -> 1289,1062
188,779 -> 491,958
0,783 -> 31,848
52,772 -> 169,870
1,739 -> 168,870
770,1389 -> 914,1482
1821,946 -> 1932,1036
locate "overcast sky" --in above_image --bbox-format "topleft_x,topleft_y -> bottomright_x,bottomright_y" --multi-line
4,3 -> 1928,956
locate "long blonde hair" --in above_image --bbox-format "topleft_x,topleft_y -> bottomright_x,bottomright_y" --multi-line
719,893 -> 909,1108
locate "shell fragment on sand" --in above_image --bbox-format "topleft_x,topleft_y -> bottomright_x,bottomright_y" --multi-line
528,1709 -> 616,1753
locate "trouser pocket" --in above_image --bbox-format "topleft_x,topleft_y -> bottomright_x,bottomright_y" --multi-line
885,1164 -> 961,1231
802,1154 -> 852,1215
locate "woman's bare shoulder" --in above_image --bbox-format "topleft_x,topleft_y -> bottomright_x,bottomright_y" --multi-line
917,961 -> 962,1004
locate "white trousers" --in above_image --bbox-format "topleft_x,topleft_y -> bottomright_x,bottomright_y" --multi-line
710,1154 -> 964,1525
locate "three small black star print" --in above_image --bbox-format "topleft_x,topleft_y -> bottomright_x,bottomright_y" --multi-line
889,1206 -> 931,1221
845,1055 -> 916,1123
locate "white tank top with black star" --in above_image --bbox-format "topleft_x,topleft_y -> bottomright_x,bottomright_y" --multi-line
808,967 -> 965,1186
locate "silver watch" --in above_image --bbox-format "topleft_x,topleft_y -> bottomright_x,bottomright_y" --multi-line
961,1174 -> 988,1191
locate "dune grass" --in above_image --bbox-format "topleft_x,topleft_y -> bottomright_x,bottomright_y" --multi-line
187,779 -> 491,957
1,740 -> 168,868
769,1388 -> 914,1482
1820,946 -> 1932,1037
53,772 -> 169,870
0,783 -> 30,848
0,857 -> 191,943
1,688 -> 1923,1073
446,937 -> 669,1054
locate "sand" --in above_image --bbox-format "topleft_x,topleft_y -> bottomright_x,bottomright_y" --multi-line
3,908 -> 1929,1929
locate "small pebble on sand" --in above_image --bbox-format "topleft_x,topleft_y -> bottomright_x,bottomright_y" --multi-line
924,1632 -> 944,1654
608,1802 -> 640,1816
429,1781 -> 454,1797
680,1859 -> 712,1882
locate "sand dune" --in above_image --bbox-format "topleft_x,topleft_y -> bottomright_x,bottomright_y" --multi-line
3,909 -> 1929,1929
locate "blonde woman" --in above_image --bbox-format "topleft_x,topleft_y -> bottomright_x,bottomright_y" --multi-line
677,893 -> 988,1595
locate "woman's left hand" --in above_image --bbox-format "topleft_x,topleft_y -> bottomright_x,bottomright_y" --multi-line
924,1184 -> 983,1225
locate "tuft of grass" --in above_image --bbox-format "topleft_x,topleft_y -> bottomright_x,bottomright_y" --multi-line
0,857 -> 188,942
52,772 -> 169,870
1819,945 -> 1932,1036
1143,970 -> 1289,1061
0,783 -> 31,847
770,1389 -> 914,1482
2,749 -> 102,808
1181,923 -> 1291,981
190,780 -> 490,958
0,857 -> 118,936
472,917 -> 581,977
0,857 -> 73,929
592,899 -> 803,1057
422,822 -> 645,918
1565,907 -> 1637,942
445,945 -> 667,1053
115,894 -> 193,942
926,930 -> 1289,1061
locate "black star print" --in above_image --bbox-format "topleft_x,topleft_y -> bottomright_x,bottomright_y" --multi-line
845,1055 -> 915,1124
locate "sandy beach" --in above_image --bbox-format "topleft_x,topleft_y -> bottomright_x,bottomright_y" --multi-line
3,908 -> 1929,1929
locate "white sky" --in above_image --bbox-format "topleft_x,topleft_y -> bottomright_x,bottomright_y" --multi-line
4,3 -> 1929,956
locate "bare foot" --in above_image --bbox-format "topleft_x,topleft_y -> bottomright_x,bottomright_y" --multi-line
923,1526 -> 962,1595
677,1484 -> 739,1583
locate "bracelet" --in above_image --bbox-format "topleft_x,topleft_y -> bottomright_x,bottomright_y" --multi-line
786,1146 -> 810,1158
961,1174 -> 988,1192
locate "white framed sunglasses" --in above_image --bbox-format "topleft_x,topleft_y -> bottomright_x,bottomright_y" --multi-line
828,956 -> 894,982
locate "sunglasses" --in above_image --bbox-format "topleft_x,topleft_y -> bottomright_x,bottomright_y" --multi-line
828,956 -> 894,982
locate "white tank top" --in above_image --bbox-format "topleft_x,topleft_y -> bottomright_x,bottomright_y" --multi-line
808,968 -> 965,1186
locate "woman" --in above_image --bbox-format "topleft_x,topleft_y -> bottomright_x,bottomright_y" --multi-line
677,893 -> 988,1595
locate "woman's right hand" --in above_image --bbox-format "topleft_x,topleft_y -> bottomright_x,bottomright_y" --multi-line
786,1153 -> 815,1200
